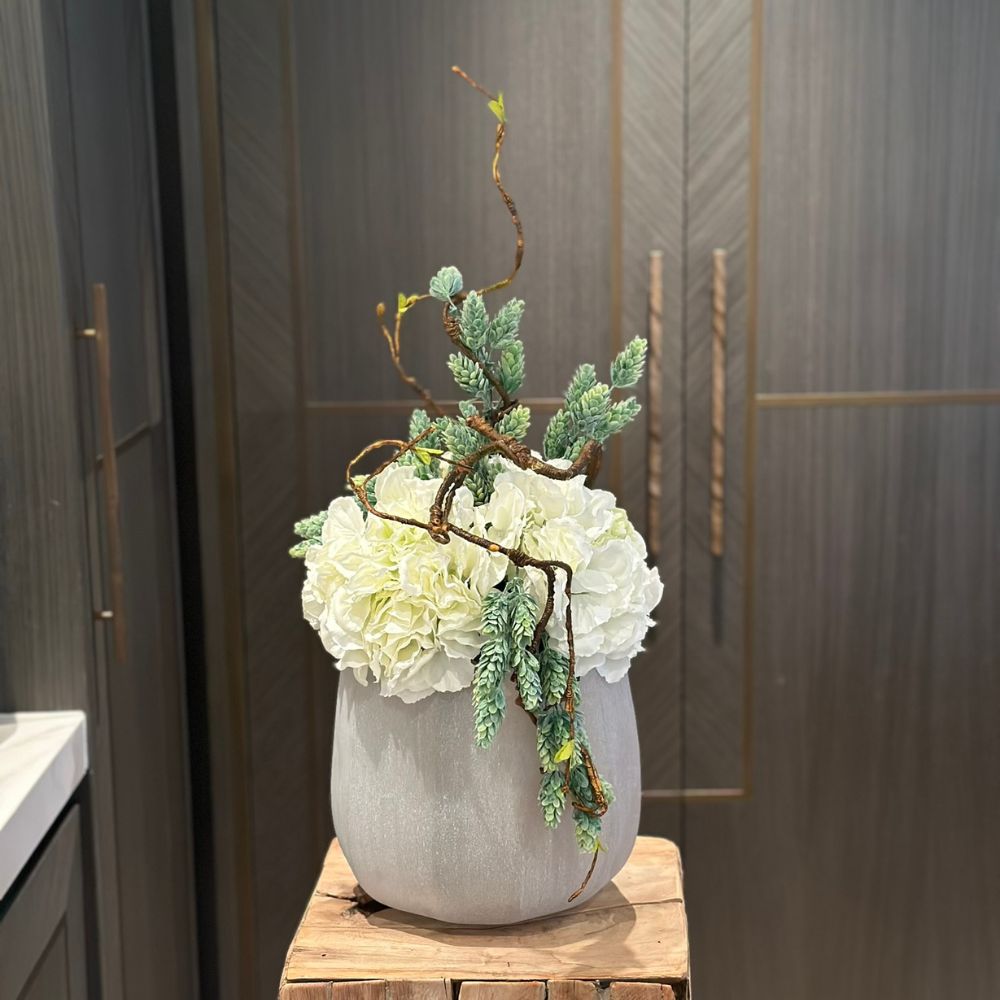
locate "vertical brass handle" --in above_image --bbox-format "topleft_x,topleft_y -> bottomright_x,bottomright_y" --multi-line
79,284 -> 127,663
710,249 -> 727,558
646,251 -> 663,566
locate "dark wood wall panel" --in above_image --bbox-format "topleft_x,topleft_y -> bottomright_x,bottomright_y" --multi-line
64,0 -> 160,439
682,0 -> 753,791
685,403 -> 1000,1000
215,0 -> 329,992
292,0 -> 613,406
103,429 -> 197,999
0,0 -> 92,713
618,0 -> 684,821
757,0 -> 1000,393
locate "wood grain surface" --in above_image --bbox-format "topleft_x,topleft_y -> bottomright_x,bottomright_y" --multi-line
757,0 -> 1000,392
685,404 -> 1000,999
615,0 -> 685,831
682,0 -> 753,792
281,836 -> 687,988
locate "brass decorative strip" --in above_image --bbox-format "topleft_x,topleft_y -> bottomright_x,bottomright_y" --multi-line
643,787 -> 748,802
739,0 -> 764,802
646,251 -> 664,565
757,388 -> 1000,408
610,0 -> 624,499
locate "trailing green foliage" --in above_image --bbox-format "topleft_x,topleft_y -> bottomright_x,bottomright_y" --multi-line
538,638 -> 570,707
472,577 -> 614,853
538,770 -> 567,828
573,809 -> 603,853
536,706 -> 572,772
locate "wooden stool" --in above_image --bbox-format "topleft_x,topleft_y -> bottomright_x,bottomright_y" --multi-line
279,836 -> 690,1000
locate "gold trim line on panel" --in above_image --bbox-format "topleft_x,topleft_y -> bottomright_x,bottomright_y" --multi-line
644,788 -> 746,803
740,0 -> 763,804
610,0 -> 624,500
757,388 -> 1000,408
646,251 -> 663,566
77,283 -> 127,664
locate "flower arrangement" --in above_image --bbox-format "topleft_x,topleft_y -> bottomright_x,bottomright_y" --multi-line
293,67 -> 662,900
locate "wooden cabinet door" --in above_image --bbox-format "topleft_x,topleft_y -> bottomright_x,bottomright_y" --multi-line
681,2 -> 1000,997
0,808 -> 89,1000
61,1 -> 200,996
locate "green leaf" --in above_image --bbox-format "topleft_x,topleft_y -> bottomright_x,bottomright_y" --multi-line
536,707 -> 572,771
429,265 -> 463,302
496,405 -> 531,442
443,416 -> 484,461
408,408 -> 432,439
396,292 -> 419,315
413,447 -> 443,465
573,810 -> 602,854
553,739 -> 575,763
486,298 -> 525,349
570,383 -> 611,436
564,364 -> 597,407
542,408 -> 571,460
610,336 -> 648,388
447,353 -> 491,398
539,641 -> 570,706
460,291 -> 489,354
601,397 -> 642,440
487,91 -> 506,124
498,341 -> 525,394
538,770 -> 567,828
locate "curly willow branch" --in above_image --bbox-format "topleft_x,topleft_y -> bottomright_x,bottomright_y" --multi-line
349,67 -> 605,901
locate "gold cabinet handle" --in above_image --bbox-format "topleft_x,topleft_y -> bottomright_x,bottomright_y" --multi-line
710,249 -> 727,558
78,284 -> 127,663
646,251 -> 663,567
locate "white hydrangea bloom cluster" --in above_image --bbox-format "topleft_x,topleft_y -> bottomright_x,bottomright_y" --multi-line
493,462 -> 663,682
302,462 -> 662,701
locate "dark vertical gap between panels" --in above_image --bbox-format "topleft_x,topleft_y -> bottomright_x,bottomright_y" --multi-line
678,0 -> 692,851
145,1 -> 216,995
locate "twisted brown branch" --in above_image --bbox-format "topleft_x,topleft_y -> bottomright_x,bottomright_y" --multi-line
350,66 -> 607,904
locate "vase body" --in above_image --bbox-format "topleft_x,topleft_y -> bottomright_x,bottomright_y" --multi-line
330,668 -> 641,924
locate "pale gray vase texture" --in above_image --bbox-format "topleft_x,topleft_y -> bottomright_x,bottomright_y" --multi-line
330,668 -> 641,925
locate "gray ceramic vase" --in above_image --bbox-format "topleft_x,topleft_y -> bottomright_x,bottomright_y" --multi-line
330,667 -> 641,925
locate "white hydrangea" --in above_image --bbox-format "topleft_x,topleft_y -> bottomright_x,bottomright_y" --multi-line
302,465 -> 507,702
489,462 -> 663,682
302,462 -> 662,700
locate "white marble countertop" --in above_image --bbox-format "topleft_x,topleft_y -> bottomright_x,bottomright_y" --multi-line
0,711 -> 88,901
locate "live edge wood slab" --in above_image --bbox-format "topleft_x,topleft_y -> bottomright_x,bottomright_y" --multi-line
279,836 -> 689,1000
